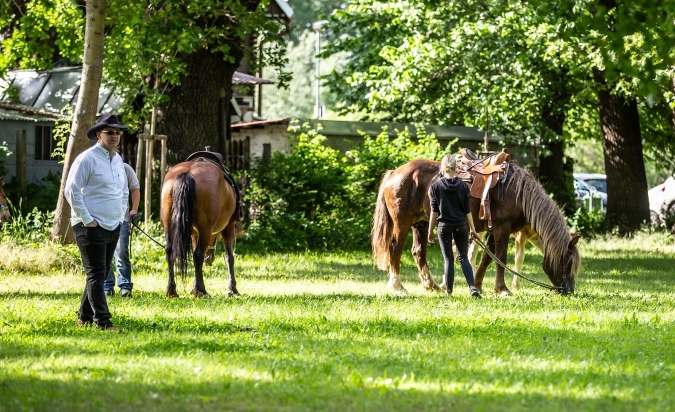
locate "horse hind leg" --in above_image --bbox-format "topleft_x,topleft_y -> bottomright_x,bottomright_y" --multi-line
190,232 -> 210,298
221,225 -> 239,296
411,222 -> 441,292
386,225 -> 410,295
165,235 -> 179,298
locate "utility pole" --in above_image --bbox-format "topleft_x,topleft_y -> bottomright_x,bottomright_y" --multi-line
313,20 -> 327,118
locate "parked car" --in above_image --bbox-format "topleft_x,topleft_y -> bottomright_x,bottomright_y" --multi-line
574,173 -> 607,194
574,176 -> 607,213
648,176 -> 675,227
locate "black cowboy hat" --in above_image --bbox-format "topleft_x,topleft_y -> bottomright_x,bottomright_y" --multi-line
86,114 -> 129,140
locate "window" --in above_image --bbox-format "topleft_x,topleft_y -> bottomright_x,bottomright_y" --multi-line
35,125 -> 59,161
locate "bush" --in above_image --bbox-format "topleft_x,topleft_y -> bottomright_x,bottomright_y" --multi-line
5,172 -> 61,215
238,123 -> 453,252
566,207 -> 607,237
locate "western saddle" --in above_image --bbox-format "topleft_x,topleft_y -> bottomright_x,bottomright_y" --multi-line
186,150 -> 244,221
456,148 -> 512,230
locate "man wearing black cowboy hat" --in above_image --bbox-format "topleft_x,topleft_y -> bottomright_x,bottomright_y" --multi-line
65,114 -> 130,333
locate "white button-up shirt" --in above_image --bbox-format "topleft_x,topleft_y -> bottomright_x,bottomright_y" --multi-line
64,143 -> 128,231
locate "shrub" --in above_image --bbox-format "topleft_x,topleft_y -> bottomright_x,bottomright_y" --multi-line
239,123 -> 453,252
566,207 -> 607,237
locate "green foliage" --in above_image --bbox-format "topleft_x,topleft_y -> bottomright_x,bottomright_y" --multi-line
0,140 -> 11,176
566,207 -> 607,238
240,124 -> 449,251
5,172 -> 61,215
51,106 -> 73,163
0,0 -> 290,128
0,204 -> 54,243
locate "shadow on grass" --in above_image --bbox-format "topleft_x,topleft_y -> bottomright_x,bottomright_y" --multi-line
1,312 -> 671,411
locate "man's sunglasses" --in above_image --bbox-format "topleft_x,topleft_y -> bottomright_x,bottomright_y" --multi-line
100,130 -> 122,135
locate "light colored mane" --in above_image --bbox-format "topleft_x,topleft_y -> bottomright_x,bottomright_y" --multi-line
507,166 -> 579,279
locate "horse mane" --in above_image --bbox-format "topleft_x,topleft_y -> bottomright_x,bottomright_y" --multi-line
507,166 -> 580,279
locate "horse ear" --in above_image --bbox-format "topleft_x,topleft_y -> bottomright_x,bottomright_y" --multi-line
570,232 -> 581,247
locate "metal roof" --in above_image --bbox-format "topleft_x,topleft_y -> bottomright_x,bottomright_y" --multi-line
305,119 -> 490,141
232,71 -> 275,85
1,66 -> 268,114
273,0 -> 294,19
0,66 -> 121,115
0,102 -> 65,123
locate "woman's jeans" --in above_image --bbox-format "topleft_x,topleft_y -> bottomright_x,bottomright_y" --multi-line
73,223 -> 120,327
437,223 -> 475,293
104,221 -> 133,292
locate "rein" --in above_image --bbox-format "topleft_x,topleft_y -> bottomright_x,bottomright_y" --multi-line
128,220 -> 219,253
471,234 -> 565,292
130,220 -> 166,249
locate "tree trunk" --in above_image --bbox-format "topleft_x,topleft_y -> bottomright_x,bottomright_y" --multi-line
159,48 -> 238,162
593,68 -> 649,233
538,69 -> 576,216
50,0 -> 107,244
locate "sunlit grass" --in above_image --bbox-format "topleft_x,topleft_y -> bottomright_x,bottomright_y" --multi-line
1,231 -> 674,411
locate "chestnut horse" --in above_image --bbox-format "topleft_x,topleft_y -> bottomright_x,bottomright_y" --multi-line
371,159 -> 580,295
160,160 -> 241,297
0,177 -> 11,225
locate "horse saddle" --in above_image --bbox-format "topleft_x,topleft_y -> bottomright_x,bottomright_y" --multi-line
186,151 -> 244,221
457,148 -> 512,229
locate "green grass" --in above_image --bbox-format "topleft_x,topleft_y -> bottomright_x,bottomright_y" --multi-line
1,231 -> 674,411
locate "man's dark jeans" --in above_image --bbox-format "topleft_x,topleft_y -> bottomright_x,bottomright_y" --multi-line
73,223 -> 120,327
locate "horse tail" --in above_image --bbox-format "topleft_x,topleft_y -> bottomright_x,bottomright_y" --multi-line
371,171 -> 394,270
170,172 -> 196,276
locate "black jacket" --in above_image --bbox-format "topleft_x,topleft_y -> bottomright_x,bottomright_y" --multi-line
429,176 -> 470,226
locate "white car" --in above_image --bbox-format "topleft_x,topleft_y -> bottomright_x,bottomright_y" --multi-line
574,173 -> 607,194
648,176 -> 675,227
574,176 -> 607,213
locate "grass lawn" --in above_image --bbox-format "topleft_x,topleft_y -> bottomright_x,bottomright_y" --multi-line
0,231 -> 674,411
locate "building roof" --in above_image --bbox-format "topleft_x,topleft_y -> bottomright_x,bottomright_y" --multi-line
272,0 -> 294,20
0,66 -> 122,115
231,118 -> 288,129
232,72 -> 275,85
231,118 -> 495,143
0,102 -> 66,123
305,120 -> 489,141
1,66 -> 272,115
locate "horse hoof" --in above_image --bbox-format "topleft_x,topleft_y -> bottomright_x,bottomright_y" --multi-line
426,283 -> 443,292
191,289 -> 211,298
228,290 -> 240,297
386,281 -> 407,295
498,290 -> 513,297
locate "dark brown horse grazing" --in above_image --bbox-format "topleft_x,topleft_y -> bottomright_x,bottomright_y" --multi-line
371,159 -> 580,295
160,161 -> 241,297
0,177 -> 11,225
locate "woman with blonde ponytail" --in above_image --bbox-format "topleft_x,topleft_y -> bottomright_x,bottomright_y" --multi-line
428,154 -> 481,297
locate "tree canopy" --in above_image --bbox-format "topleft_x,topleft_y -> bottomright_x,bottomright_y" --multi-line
323,0 -> 675,231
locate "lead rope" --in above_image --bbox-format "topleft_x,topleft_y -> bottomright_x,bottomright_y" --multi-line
470,234 -> 564,292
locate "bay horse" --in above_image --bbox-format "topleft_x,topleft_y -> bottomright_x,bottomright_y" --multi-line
0,177 -> 11,225
160,159 -> 241,297
371,158 -> 580,295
